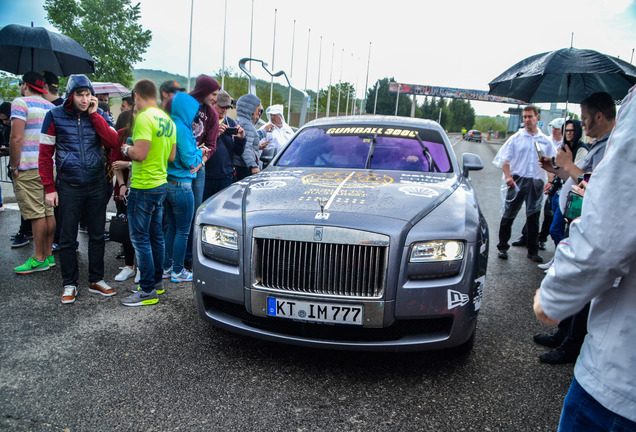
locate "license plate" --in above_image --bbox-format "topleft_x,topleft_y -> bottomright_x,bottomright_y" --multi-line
267,297 -> 363,325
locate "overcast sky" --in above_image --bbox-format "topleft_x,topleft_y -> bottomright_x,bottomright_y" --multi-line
2,0 -> 635,116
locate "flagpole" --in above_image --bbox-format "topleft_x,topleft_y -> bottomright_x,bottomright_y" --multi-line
269,8 -> 277,107
249,0 -> 254,73
187,0 -> 194,92
287,19 -> 296,124
304,28 -> 311,90
363,42 -> 371,114
337,48 -> 343,116
315,35 -> 322,119
326,42 -> 335,117
221,0 -> 227,88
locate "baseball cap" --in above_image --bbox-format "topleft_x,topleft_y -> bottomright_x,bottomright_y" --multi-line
549,118 -> 565,129
40,71 -> 59,92
22,71 -> 47,94
216,90 -> 234,108
159,80 -> 186,94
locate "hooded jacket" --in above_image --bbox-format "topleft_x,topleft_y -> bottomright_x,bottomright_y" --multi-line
168,92 -> 201,183
39,74 -> 118,192
259,104 -> 294,152
234,93 -> 263,169
539,84 -> 636,422
189,75 -> 220,157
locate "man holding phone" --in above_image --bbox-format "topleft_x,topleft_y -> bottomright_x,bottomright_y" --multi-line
496,105 -> 555,262
40,74 -> 120,304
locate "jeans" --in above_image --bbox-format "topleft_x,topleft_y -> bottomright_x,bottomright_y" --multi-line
549,191 -> 566,246
203,175 -> 233,202
163,181 -> 194,274
185,166 -> 205,265
56,179 -> 109,286
128,184 -> 167,292
559,377 -> 636,431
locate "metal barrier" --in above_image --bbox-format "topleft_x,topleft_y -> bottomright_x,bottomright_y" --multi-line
0,156 -> 10,183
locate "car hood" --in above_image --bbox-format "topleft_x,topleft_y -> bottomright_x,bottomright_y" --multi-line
204,168 -> 460,225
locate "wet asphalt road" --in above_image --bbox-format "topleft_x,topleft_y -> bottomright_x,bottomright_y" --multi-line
0,133 -> 573,431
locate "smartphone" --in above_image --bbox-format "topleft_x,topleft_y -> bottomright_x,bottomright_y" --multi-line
534,141 -> 542,159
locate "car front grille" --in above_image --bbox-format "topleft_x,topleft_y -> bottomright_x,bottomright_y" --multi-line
254,238 -> 387,298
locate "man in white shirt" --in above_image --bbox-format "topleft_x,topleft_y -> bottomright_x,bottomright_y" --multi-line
496,105 -> 555,263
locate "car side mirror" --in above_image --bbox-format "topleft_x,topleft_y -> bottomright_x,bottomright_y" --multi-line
260,146 -> 278,169
462,153 -> 484,177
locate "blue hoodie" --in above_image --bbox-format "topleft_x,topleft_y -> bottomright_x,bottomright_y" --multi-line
168,92 -> 201,182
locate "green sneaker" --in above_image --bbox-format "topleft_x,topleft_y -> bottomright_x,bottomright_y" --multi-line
121,289 -> 159,307
47,255 -> 56,268
130,281 -> 165,295
14,256 -> 50,274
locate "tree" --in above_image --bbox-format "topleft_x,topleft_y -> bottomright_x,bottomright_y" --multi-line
0,72 -> 21,102
44,0 -> 152,87
364,78 -> 412,116
446,99 -> 476,132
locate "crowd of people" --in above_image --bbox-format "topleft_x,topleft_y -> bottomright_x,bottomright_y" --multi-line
3,71 -> 294,306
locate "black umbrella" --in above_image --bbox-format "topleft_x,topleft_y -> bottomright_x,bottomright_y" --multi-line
488,47 -> 636,104
0,24 -> 94,76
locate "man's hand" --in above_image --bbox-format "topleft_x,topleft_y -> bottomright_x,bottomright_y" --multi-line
88,95 -> 99,115
218,123 -> 228,137
258,140 -> 271,151
543,182 -> 552,194
10,168 -> 19,180
236,125 -> 245,139
533,289 -> 559,325
572,182 -> 587,197
539,156 -> 558,174
251,167 -> 260,174
555,145 -> 573,169
505,176 -> 516,188
45,191 -> 58,208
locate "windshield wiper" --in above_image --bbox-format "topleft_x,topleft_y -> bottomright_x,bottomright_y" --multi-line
364,133 -> 377,169
415,133 -> 440,173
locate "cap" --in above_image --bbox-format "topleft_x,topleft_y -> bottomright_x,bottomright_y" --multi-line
549,118 -> 565,129
40,71 -> 59,91
159,80 -> 186,94
22,71 -> 47,94
216,90 -> 233,108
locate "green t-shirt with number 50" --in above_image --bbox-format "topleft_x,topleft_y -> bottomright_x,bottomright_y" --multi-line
131,106 -> 176,189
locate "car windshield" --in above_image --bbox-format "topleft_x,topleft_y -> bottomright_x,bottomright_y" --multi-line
276,125 -> 453,172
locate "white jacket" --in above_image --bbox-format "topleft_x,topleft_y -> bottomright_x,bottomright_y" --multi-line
539,85 -> 636,422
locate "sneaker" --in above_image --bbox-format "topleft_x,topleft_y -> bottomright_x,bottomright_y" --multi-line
527,253 -> 544,263
134,268 -> 141,284
61,285 -> 78,304
538,257 -> 554,270
162,265 -> 173,279
538,241 -> 547,251
121,289 -> 159,306
497,250 -> 508,260
51,243 -> 59,253
79,224 -> 88,233
114,266 -> 136,281
0,204 -> 4,211
11,233 -> 30,248
539,347 -> 578,365
10,231 -> 33,240
130,281 -> 165,295
14,256 -> 50,274
171,269 -> 193,283
88,280 -> 117,297
533,331 -> 566,348
511,237 -> 527,247
47,255 -> 56,268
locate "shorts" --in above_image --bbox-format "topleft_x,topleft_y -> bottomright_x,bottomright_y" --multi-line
13,168 -> 54,220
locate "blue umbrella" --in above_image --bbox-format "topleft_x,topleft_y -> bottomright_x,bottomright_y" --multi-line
488,47 -> 636,104
0,24 -> 94,76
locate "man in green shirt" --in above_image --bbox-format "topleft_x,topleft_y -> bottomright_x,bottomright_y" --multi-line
121,79 -> 176,307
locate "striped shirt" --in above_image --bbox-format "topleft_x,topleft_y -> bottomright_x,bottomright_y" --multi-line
10,95 -> 54,170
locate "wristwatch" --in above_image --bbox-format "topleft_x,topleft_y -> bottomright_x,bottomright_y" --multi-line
123,146 -> 130,157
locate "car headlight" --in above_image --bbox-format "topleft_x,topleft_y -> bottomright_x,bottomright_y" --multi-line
410,241 -> 464,262
201,225 -> 239,250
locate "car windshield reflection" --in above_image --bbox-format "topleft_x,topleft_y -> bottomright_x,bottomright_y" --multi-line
276,126 -> 453,173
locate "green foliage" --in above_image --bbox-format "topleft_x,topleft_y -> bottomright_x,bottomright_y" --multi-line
446,99 -> 476,132
44,0 -> 152,87
0,72 -> 21,102
475,115 -> 508,134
